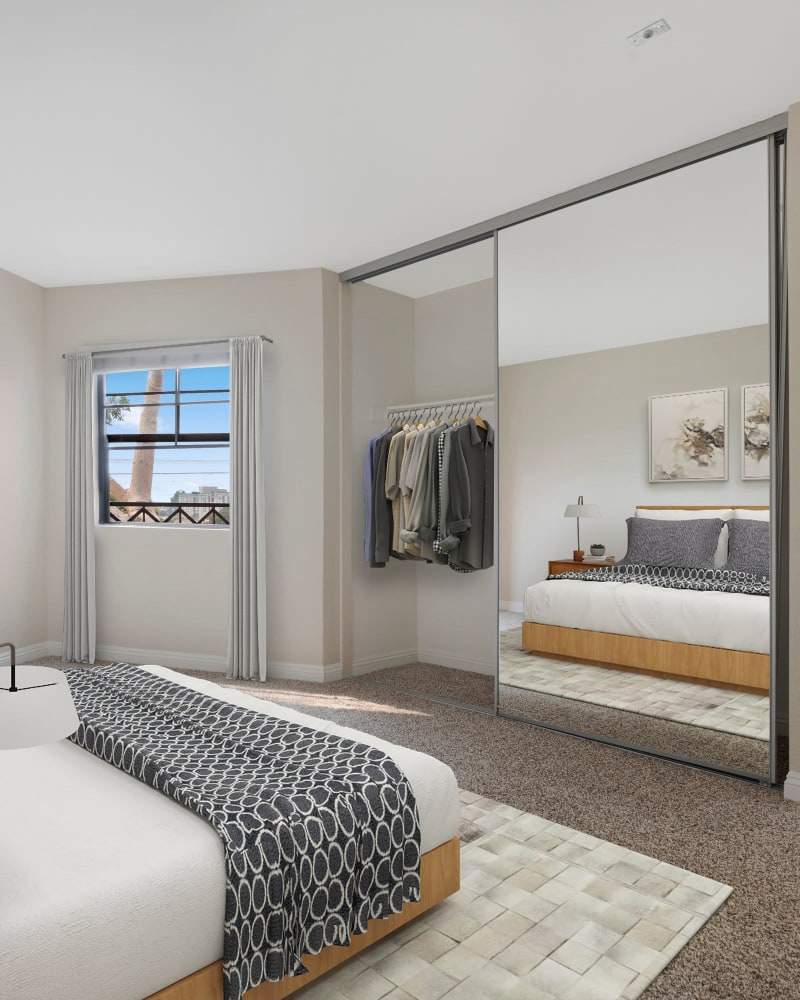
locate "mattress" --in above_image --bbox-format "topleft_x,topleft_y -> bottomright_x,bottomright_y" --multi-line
0,664 -> 460,1000
523,578 -> 769,654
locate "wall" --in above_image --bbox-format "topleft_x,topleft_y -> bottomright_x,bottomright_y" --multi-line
413,279 -> 497,675
0,267 -> 47,659
348,280 -> 418,674
43,269 -> 341,678
499,325 -> 770,608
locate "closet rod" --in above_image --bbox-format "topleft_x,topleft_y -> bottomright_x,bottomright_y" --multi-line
61,335 -> 273,359
385,392 -> 495,415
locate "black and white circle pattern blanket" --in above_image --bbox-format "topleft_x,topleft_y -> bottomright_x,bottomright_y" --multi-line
548,562 -> 770,596
64,664 -> 421,1000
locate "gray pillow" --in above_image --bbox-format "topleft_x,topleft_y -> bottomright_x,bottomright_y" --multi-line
727,518 -> 770,577
620,516 -> 724,569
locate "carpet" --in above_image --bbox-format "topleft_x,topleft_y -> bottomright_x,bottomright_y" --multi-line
36,657 -> 800,998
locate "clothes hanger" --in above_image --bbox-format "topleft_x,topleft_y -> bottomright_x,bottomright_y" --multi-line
473,403 -> 488,430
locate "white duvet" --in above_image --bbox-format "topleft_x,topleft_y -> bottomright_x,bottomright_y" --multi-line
524,577 -> 769,654
0,665 -> 460,1000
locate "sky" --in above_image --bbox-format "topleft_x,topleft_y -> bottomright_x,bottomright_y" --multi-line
104,366 -> 230,500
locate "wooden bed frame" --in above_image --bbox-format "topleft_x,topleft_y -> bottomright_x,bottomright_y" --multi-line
521,505 -> 770,695
145,835 -> 460,1000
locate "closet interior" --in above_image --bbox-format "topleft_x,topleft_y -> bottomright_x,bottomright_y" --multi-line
348,240 -> 498,711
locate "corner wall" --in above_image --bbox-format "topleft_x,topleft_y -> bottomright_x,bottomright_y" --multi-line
0,268 -> 47,659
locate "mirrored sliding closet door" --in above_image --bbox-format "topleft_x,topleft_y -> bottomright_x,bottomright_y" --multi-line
349,238 -> 498,712
496,137 -> 783,780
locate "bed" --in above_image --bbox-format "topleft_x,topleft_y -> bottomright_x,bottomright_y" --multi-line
521,506 -> 770,695
1,664 -> 461,1000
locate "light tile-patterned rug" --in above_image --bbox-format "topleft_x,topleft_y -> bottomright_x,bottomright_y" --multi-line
500,626 -> 769,743
296,791 -> 731,1000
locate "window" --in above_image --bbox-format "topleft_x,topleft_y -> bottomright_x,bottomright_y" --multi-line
100,365 -> 230,525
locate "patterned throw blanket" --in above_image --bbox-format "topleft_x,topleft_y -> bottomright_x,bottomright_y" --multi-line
64,664 -> 421,1000
547,562 -> 770,596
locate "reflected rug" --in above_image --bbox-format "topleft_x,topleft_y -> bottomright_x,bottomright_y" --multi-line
500,628 -> 769,743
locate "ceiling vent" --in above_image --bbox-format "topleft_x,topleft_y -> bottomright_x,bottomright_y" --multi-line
627,19 -> 671,47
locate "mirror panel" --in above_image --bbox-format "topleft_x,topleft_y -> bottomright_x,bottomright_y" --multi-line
497,141 -> 772,777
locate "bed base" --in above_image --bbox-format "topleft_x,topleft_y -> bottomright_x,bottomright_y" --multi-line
521,621 -> 769,695
145,835 -> 461,1000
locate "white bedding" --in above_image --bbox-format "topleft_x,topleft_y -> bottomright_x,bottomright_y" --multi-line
1,664 -> 460,1000
524,578 -> 769,654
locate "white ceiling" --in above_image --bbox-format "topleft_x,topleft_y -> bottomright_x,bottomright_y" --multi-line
1,1 -> 799,287
498,140 -> 769,366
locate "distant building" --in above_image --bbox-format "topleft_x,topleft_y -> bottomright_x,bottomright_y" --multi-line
172,486 -> 230,523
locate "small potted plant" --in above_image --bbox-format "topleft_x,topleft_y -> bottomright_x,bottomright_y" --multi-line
590,543 -> 605,557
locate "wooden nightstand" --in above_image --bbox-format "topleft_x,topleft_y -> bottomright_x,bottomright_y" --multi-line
548,557 -> 616,575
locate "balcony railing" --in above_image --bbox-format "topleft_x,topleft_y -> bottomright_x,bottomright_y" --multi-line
108,501 -> 230,525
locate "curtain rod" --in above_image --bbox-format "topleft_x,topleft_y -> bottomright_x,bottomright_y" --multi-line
62,335 -> 273,359
385,392 -> 495,414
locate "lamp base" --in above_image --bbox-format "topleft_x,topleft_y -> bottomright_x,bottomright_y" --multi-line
573,550 -> 584,562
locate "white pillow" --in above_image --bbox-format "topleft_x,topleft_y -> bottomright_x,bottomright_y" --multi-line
731,508 -> 769,521
634,508 -> 733,568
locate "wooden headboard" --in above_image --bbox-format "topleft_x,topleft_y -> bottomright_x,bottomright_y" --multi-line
635,505 -> 769,511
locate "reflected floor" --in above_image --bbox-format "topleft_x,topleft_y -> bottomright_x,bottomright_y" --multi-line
500,626 -> 769,743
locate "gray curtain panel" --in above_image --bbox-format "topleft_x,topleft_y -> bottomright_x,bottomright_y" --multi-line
227,337 -> 268,680
62,353 -> 96,663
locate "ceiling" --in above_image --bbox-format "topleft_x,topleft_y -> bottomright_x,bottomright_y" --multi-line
1,1 -> 799,288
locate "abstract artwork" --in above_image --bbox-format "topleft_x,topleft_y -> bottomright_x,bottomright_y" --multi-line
649,388 -> 728,482
741,382 -> 770,480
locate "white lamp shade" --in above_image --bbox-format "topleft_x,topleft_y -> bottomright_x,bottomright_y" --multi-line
0,665 -> 80,750
564,503 -> 601,518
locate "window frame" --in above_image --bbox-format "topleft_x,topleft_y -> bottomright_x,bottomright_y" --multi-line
98,365 -> 231,527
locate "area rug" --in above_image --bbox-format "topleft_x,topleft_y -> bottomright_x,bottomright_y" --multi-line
500,627 -> 769,743
295,790 -> 732,1000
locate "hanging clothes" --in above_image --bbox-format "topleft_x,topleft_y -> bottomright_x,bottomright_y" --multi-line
363,411 -> 494,573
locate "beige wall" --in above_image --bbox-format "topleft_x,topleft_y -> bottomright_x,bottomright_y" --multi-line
0,268 -> 47,656
43,269 -> 340,677
348,280 -> 418,673
499,325 -> 770,608
413,279 -> 497,675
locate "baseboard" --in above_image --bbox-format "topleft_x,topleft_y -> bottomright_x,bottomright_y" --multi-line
783,771 -> 800,801
499,600 -> 524,613
67,642 -> 340,684
97,644 -> 228,673
4,641 -> 55,665
267,661 -> 343,683
416,647 -> 495,676
352,649 -> 418,677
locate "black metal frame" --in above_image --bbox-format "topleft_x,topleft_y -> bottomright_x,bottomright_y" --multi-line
99,366 -> 231,526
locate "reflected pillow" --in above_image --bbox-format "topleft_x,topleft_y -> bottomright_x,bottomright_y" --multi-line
727,518 -> 770,577
635,508 -> 733,568
620,517 -> 725,570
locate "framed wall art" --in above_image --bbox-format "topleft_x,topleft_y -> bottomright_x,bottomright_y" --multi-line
741,382 -> 770,480
649,387 -> 728,482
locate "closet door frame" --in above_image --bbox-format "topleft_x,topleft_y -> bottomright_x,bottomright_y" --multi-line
340,113 -> 788,786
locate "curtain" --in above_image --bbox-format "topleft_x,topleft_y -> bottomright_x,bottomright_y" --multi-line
227,337 -> 267,680
62,353 -> 96,663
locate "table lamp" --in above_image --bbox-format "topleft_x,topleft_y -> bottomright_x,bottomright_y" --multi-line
0,642 -> 80,750
563,495 -> 601,561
